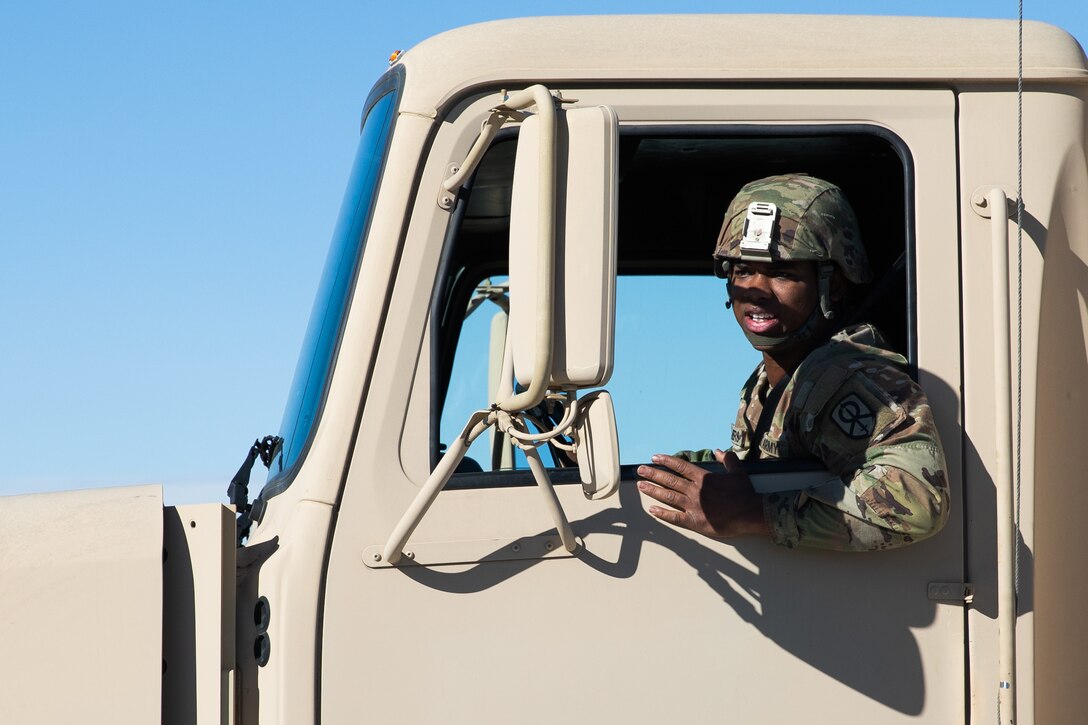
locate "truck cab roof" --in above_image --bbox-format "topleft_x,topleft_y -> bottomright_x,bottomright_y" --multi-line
395,14 -> 1088,115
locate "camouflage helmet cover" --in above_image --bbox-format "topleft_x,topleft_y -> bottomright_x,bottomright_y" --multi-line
713,174 -> 872,284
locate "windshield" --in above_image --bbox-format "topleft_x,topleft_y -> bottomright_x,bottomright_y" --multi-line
268,86 -> 398,482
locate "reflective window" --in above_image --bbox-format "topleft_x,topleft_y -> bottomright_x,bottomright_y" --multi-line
271,89 -> 398,479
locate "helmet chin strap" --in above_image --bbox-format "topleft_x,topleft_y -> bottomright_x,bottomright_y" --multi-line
817,262 -> 835,320
743,306 -> 824,352
734,262 -> 837,352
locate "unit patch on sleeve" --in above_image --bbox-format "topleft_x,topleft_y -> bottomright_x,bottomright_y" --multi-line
830,393 -> 876,438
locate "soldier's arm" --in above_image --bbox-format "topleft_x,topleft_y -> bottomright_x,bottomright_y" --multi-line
767,367 -> 950,551
673,448 -> 720,463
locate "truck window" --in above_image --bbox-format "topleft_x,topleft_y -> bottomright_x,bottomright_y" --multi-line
433,128 -> 913,484
439,272 -> 758,474
269,82 -> 399,485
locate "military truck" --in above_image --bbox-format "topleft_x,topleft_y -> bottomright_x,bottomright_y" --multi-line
4,13 -> 1087,724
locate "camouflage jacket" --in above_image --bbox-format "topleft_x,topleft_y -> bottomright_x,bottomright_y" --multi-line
683,324 -> 949,551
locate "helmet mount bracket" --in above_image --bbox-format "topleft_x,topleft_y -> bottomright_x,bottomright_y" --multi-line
738,201 -> 778,261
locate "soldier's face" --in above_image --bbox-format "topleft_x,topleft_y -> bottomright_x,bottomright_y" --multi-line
729,260 -> 820,338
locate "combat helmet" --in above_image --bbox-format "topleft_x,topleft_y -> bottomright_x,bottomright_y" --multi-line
713,173 -> 871,350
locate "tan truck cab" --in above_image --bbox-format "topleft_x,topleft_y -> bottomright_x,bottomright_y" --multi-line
4,14 -> 1088,725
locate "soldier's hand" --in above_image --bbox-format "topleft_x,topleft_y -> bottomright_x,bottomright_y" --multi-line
636,451 -> 770,540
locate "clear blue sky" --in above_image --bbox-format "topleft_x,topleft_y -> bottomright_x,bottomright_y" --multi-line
2,1 -> 1084,505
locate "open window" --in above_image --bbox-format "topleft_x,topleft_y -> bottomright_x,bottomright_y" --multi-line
433,126 -> 912,487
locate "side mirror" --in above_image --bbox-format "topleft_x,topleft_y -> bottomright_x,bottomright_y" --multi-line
574,391 -> 620,500
381,92 -> 620,565
509,104 -> 619,390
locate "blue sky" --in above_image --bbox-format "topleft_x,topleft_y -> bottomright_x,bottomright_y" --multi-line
2,1 -> 1084,505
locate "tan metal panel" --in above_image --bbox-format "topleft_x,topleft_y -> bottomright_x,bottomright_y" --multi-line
324,85 -> 965,724
1031,92 -> 1088,724
0,485 -> 163,724
959,86 -> 1088,725
162,504 -> 236,725
396,16 -> 1086,116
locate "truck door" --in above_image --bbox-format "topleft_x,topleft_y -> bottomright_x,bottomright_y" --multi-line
320,86 -> 964,723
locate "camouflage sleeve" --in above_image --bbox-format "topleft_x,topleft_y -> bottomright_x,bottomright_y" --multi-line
764,364 -> 950,551
673,448 -> 719,463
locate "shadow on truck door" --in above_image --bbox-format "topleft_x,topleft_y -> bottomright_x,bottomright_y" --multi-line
403,367 -> 991,717
397,477 -> 934,715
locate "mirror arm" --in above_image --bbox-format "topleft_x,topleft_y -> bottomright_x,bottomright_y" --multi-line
439,87 -> 545,203
440,112 -> 509,202
382,393 -> 584,565
382,410 -> 492,564
495,84 -> 557,414
439,84 -> 557,416
522,445 -> 579,553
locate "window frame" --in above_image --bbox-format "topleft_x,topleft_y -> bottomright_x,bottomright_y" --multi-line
427,122 -> 919,490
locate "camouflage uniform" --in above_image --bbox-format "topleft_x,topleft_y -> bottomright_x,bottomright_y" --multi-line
686,173 -> 950,550
736,324 -> 948,550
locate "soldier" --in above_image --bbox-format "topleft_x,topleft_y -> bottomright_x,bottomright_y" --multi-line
637,174 -> 949,550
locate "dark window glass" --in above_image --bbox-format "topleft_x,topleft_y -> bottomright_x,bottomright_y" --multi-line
272,90 -> 397,477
